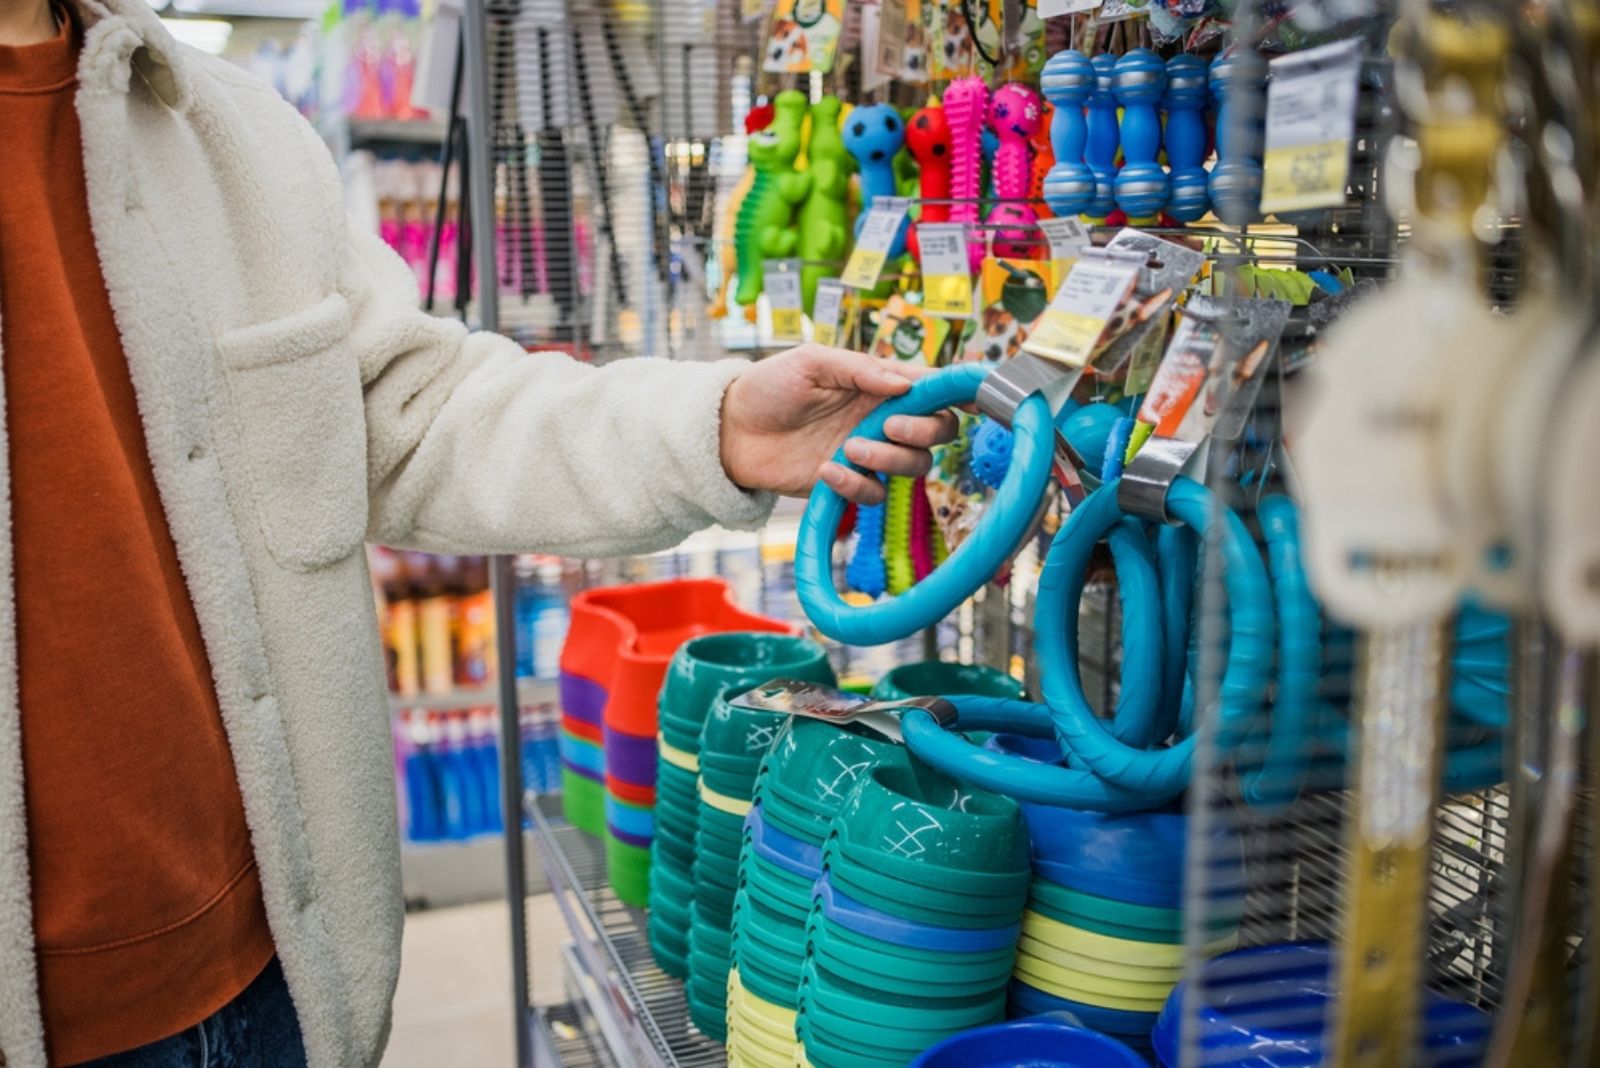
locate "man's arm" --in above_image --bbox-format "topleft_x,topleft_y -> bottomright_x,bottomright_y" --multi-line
348,226 -> 951,557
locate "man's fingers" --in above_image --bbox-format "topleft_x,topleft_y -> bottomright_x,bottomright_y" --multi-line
884,412 -> 958,449
820,461 -> 887,505
805,344 -> 923,397
842,438 -> 933,480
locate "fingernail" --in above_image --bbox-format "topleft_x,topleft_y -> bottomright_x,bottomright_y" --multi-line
843,438 -> 870,463
820,462 -> 845,488
885,416 -> 907,438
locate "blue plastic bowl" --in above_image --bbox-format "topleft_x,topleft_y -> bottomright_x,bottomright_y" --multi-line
1151,943 -> 1491,1068
911,1018 -> 1147,1067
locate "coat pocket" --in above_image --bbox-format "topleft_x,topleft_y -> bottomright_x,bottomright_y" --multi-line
216,294 -> 369,571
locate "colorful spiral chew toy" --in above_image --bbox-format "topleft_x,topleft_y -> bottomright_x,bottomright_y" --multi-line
846,497 -> 889,599
910,478 -> 936,581
1208,51 -> 1267,226
1040,49 -> 1096,217
1112,49 -> 1169,222
1163,55 -> 1211,223
884,476 -> 916,596
1084,53 -> 1120,222
944,77 -> 991,273
987,83 -> 1045,258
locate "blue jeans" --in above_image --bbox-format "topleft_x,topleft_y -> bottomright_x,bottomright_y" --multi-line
79,958 -> 307,1068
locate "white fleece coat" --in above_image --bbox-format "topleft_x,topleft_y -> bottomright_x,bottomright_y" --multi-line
0,2 -> 775,1065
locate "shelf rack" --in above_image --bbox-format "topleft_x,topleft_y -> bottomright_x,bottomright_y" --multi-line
527,794 -> 727,1068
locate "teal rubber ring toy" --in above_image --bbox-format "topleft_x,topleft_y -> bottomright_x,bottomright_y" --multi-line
796,363 -> 1055,646
900,696 -> 1179,810
1155,524 -> 1197,743
1038,477 -> 1272,797
1240,494 -> 1318,810
1101,519 -> 1166,746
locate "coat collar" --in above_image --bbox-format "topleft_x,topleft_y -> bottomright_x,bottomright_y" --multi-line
66,0 -> 192,108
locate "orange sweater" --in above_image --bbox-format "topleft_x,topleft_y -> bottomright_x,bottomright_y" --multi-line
0,14 -> 275,1064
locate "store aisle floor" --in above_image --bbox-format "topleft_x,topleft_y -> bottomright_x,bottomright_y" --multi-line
381,896 -> 567,1068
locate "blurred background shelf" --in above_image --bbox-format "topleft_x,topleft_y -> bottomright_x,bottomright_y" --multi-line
527,795 -> 726,1068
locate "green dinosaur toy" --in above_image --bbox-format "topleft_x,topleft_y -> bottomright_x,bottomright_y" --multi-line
796,95 -> 855,315
735,89 -> 809,308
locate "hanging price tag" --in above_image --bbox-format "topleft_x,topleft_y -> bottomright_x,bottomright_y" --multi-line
841,197 -> 911,289
765,259 -> 804,342
1039,215 -> 1091,287
877,0 -> 909,79
917,224 -> 974,317
1260,39 -> 1363,214
742,0 -> 767,23
1021,253 -> 1141,367
812,279 -> 847,347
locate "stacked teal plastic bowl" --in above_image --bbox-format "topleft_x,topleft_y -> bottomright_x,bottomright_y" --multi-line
728,718 -> 911,1066
798,764 -> 1031,1068
869,660 -> 1025,703
685,692 -> 790,1040
648,633 -> 833,981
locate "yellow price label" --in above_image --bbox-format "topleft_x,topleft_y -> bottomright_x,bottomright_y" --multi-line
764,258 -> 804,343
1020,256 -> 1140,367
916,223 -> 973,317
1261,142 -> 1349,213
841,198 -> 910,290
841,248 -> 888,290
1259,40 -> 1361,215
770,308 -> 804,341
741,0 -> 766,21
923,274 -> 973,316
1024,310 -> 1112,367
811,278 -> 847,347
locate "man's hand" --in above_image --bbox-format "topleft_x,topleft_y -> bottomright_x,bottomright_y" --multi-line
719,344 -> 958,506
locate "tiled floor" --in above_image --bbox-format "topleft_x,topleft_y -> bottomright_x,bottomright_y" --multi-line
380,896 -> 567,1068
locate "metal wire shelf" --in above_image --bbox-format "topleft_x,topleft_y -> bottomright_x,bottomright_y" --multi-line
527,794 -> 727,1068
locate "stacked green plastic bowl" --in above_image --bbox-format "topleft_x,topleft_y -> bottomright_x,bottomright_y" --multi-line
728,718 -> 910,1068
797,763 -> 1031,1068
685,691 -> 790,1040
869,660 -> 1025,703
648,633 -> 833,981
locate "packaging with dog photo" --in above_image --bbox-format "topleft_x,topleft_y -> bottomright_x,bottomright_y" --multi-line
764,0 -> 845,73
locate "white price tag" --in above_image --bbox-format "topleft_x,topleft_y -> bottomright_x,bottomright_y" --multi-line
917,224 -> 973,317
1039,216 -> 1091,263
812,279 -> 847,346
764,259 -> 804,342
859,6 -> 890,92
841,197 -> 911,289
1021,255 -> 1141,367
1261,39 -> 1362,214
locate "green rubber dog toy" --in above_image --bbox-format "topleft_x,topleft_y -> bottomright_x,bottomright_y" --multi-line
797,95 -> 854,315
735,89 -> 809,308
